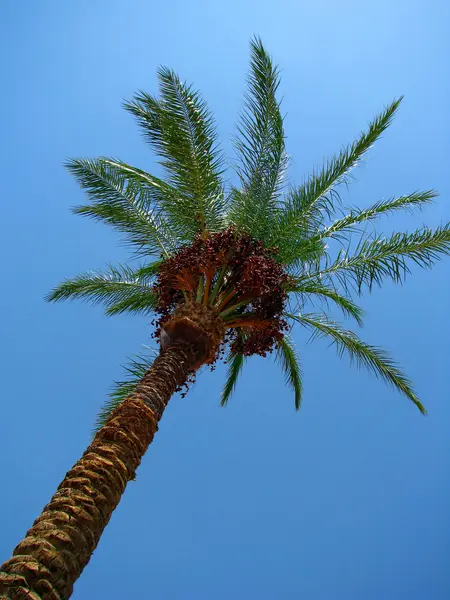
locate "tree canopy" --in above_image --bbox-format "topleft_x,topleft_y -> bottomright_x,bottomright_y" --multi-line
48,38 -> 450,427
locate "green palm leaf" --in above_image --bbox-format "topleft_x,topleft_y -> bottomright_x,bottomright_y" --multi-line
124,68 -> 225,236
289,282 -> 364,326
275,335 -> 303,410
98,158 -> 198,243
67,158 -> 175,256
315,190 -> 437,242
298,223 -> 450,292
273,98 -> 403,264
220,348 -> 245,406
229,37 -> 287,242
291,313 -> 425,414
46,263 -> 159,316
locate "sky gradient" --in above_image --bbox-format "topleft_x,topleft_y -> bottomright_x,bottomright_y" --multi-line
1,1 -> 449,598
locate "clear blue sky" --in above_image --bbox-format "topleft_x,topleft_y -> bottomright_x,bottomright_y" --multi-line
1,1 -> 449,598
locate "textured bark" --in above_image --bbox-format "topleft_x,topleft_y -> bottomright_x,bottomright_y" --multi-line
0,343 -> 195,600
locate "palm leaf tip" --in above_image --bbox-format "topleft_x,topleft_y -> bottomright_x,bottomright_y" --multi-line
317,190 -> 438,243
65,157 -> 174,256
230,36 -> 287,243
271,97 -> 404,265
124,68 -> 225,236
276,334 -> 303,410
45,264 -> 159,317
292,313 -> 426,415
296,222 -> 450,295
220,350 -> 245,406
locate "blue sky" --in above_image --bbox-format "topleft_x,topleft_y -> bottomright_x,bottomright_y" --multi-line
1,0 -> 449,598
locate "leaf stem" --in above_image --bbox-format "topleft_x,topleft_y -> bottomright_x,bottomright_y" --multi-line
220,300 -> 249,318
217,288 -> 237,312
203,273 -> 212,304
196,275 -> 205,303
209,264 -> 228,305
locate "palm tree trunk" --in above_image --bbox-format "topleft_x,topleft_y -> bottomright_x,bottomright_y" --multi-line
0,343 -> 195,600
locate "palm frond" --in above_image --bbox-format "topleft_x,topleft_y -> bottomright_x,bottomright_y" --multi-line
290,313 -> 425,414
67,158 -> 175,256
46,263 -> 159,316
316,190 -> 437,242
289,282 -> 364,326
229,37 -> 287,242
220,348 -> 245,406
98,158 -> 201,243
130,260 -> 163,281
273,98 -> 403,264
94,351 -> 157,431
297,223 -> 450,293
124,68 -> 225,235
275,335 -> 303,410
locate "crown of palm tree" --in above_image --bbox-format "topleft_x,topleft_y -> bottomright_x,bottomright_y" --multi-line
48,37 -> 450,428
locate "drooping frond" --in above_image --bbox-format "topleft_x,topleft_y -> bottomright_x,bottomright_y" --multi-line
289,282 -> 364,326
272,98 -> 403,264
220,348 -> 245,406
46,263 -> 159,316
291,313 -> 425,414
124,68 -> 225,236
94,351 -> 157,432
229,37 -> 287,242
67,158 -> 175,256
316,190 -> 437,242
297,223 -> 450,293
275,335 -> 303,409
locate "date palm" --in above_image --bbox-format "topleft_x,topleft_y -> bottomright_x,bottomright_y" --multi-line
1,38 -> 448,600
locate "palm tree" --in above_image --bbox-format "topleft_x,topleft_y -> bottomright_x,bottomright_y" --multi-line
1,37 -> 448,600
